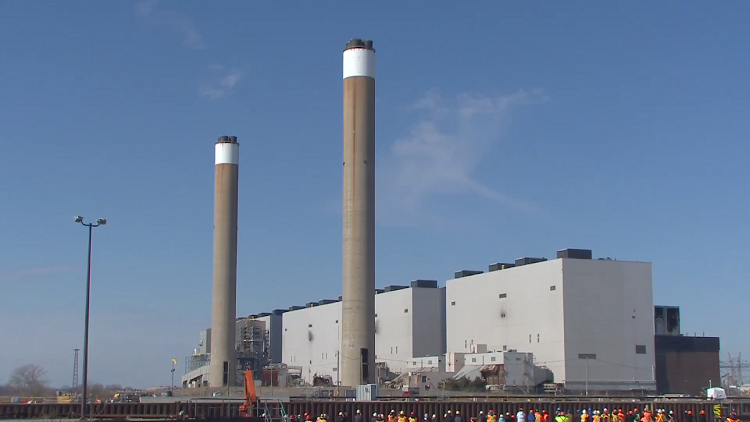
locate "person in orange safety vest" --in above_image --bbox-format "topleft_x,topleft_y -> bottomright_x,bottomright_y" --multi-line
641,409 -> 652,422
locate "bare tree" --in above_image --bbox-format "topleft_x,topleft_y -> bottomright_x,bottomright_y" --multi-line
88,383 -> 106,399
8,364 -> 48,396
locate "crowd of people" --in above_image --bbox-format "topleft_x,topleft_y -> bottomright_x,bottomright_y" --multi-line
285,407 -> 740,422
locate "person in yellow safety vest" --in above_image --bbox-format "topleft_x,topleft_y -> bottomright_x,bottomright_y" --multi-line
537,412 -> 543,422
581,410 -> 590,422
655,410 -> 665,422
488,411 -> 497,422
399,411 -> 407,422
602,410 -> 610,422
593,411 -> 601,422
611,411 -> 619,422
410,412 -> 418,422
389,412 -> 397,422
727,413 -> 741,422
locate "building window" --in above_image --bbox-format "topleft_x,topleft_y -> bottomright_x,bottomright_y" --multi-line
550,285 -> 556,291
503,345 -> 507,351
322,353 -> 324,359
413,361 -> 417,366
529,334 -> 532,343
404,309 -> 409,313
499,293 -> 507,299
308,324 -> 312,328
471,358 -> 477,363
636,345 -> 647,354
422,376 -> 427,383
490,357 -> 496,362
375,313 -> 378,317
465,340 -> 468,348
333,367 -> 337,372
428,360 -> 433,365
537,334 -> 540,343
335,320 -> 338,323
391,347 -> 393,354
396,346 -> 398,353
451,301 -> 456,306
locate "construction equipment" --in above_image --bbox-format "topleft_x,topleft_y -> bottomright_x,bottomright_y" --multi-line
239,370 -> 258,418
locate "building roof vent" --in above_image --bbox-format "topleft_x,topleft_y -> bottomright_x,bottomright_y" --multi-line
317,299 -> 336,305
384,285 -> 408,292
272,309 -> 287,315
489,263 -> 515,272
515,257 -> 547,267
288,305 -> 304,311
305,302 -> 318,308
556,248 -> 592,260
375,289 -> 385,294
410,279 -> 438,288
257,312 -> 271,317
454,270 -> 483,278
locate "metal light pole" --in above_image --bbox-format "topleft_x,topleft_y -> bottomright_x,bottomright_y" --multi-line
171,359 -> 177,393
578,353 -> 595,396
585,357 -> 589,395
74,215 -> 107,421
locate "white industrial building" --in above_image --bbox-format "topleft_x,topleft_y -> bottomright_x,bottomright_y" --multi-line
282,280 -> 446,385
446,249 -> 656,392
452,351 -> 553,392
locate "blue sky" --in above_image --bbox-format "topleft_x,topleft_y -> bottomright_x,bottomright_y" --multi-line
1,1 -> 748,388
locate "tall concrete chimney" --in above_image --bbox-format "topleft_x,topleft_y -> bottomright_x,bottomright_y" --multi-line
341,38 -> 376,387
209,135 -> 239,387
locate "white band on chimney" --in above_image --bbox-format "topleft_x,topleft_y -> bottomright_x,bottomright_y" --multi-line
343,48 -> 376,79
215,142 -> 239,165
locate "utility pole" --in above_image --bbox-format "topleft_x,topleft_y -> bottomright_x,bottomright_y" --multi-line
73,349 -> 80,391
739,352 -> 744,386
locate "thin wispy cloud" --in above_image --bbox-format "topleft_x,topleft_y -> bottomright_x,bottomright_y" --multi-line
134,0 -> 206,50
200,68 -> 243,100
0,265 -> 77,284
378,88 -> 549,227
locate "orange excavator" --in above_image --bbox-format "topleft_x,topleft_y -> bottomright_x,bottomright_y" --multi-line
239,370 -> 258,418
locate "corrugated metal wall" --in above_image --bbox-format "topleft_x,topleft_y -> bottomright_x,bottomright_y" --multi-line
1,400 -> 748,420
